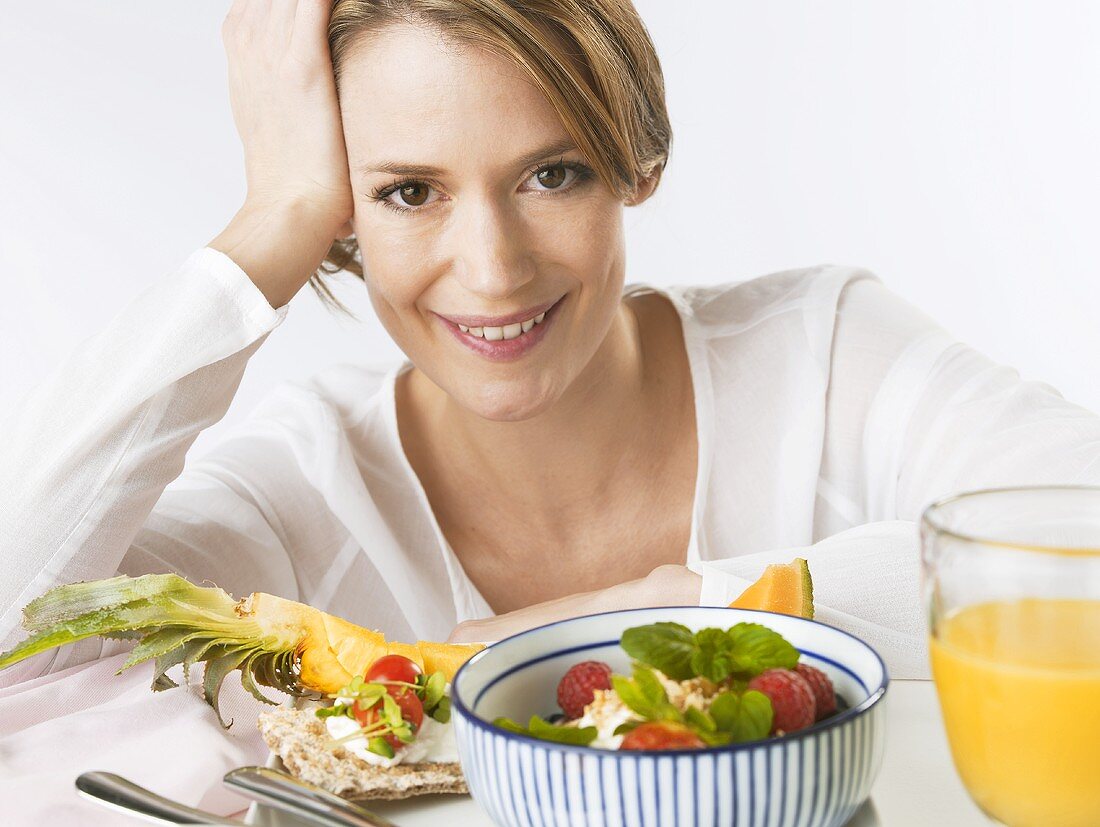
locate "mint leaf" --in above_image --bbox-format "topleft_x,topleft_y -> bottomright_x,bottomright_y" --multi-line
683,706 -> 717,733
632,665 -> 670,707
613,720 -> 643,736
612,666 -> 682,723
710,689 -> 774,742
690,628 -> 738,682
726,623 -> 799,677
492,715 -> 598,745
700,729 -> 736,746
684,705 -> 737,746
528,715 -> 598,746
493,716 -> 528,735
620,622 -> 696,680
611,674 -> 655,718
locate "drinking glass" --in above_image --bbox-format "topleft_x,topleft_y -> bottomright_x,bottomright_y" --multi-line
921,486 -> 1100,827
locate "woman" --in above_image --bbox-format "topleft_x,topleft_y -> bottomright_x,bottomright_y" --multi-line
3,0 -> 1099,700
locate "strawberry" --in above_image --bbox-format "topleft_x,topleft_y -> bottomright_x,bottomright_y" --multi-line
795,663 -> 837,721
747,668 -> 816,734
619,721 -> 705,751
556,660 -> 613,719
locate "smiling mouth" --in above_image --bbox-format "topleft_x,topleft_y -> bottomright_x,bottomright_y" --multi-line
448,295 -> 565,342
457,311 -> 546,341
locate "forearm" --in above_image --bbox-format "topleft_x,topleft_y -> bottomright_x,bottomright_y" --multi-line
447,564 -> 702,644
0,249 -> 286,654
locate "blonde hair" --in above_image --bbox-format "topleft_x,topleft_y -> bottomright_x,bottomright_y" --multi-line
310,0 -> 672,315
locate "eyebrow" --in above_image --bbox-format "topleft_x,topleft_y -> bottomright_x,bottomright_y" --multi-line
357,138 -> 580,177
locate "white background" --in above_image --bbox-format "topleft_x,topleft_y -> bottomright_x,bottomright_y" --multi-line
2,1 -> 1097,459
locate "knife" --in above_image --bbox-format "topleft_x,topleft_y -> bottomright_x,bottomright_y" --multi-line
223,766 -> 398,827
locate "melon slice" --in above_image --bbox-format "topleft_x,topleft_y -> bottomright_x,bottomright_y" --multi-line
728,558 -> 814,619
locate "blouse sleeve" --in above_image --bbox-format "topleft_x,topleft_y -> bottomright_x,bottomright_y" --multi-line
0,248 -> 296,682
692,275 -> 1100,679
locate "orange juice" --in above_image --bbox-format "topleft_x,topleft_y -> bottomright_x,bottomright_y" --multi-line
930,599 -> 1100,827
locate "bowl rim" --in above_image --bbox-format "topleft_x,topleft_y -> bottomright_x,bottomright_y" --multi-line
451,605 -> 890,757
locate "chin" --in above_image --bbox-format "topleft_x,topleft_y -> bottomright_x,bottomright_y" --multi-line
458,376 -> 561,422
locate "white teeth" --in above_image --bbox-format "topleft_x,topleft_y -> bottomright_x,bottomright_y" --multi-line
457,304 -> 553,341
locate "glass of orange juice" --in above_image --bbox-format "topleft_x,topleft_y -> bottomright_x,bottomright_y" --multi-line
921,486 -> 1100,827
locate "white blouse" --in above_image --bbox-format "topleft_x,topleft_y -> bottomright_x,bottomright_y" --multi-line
2,248 -> 1098,823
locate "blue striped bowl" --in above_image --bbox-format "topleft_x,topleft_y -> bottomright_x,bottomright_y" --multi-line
451,606 -> 888,827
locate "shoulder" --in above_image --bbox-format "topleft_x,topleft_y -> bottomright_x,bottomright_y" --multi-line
658,264 -> 881,336
242,360 -> 400,436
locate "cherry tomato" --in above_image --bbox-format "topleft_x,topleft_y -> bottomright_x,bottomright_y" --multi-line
364,654 -> 422,687
353,687 -> 425,749
619,722 -> 705,751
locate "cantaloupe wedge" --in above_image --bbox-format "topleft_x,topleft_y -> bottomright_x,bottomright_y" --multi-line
728,558 -> 814,619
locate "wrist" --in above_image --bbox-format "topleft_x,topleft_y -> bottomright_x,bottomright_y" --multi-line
643,564 -> 702,606
209,200 -> 347,309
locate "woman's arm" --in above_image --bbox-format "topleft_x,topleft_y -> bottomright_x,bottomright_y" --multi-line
0,249 -> 290,678
454,278 -> 1100,679
211,0 -> 353,308
0,0 -> 355,679
446,564 -> 703,644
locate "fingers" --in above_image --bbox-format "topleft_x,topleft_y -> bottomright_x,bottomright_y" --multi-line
295,0 -> 333,39
223,0 -> 296,43
290,0 -> 335,60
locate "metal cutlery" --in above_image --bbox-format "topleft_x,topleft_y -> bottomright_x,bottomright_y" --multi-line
75,771 -> 242,825
223,766 -> 398,827
76,766 -> 399,826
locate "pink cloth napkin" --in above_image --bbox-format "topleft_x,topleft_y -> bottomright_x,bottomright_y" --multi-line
0,650 -> 273,826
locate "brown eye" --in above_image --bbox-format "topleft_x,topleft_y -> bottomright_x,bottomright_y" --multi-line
398,183 -> 430,206
536,164 -> 567,189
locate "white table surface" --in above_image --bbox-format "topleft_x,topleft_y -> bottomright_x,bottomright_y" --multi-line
246,679 -> 991,826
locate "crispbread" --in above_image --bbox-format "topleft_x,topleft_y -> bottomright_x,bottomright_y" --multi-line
257,707 -> 467,800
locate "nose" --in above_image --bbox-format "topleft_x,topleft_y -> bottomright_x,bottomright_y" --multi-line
449,195 -> 537,301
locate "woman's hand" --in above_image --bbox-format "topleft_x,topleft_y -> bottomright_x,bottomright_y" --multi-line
446,564 -> 703,644
210,0 -> 355,308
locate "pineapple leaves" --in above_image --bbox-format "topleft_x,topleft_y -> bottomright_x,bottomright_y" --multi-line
0,574 -> 305,728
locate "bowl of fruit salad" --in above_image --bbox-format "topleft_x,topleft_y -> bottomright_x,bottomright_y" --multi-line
450,606 -> 888,827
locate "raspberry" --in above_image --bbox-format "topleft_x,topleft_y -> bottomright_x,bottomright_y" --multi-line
747,668 -> 816,735
620,721 -> 705,751
794,663 -> 837,721
556,660 -> 613,719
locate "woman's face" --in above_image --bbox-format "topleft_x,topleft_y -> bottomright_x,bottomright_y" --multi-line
337,23 -> 644,422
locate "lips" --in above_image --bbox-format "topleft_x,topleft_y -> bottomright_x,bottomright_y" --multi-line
436,296 -> 562,329
438,294 -> 565,363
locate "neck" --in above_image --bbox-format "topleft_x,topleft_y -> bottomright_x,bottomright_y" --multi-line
402,299 -> 664,532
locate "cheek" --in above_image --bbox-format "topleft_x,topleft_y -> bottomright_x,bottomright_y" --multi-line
355,220 -> 441,341
535,202 -> 625,285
